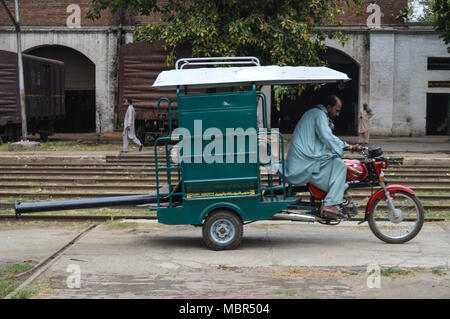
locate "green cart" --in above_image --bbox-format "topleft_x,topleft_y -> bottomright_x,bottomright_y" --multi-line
15,56 -> 350,250
150,57 -> 349,249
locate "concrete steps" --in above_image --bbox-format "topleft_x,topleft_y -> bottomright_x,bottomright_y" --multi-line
0,155 -> 449,218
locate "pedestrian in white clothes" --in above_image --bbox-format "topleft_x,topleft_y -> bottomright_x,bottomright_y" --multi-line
122,98 -> 143,152
358,103 -> 374,145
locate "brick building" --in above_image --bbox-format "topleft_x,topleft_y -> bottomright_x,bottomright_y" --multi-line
0,0 -> 448,137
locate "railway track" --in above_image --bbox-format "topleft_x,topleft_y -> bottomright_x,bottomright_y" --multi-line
0,214 -> 446,223
0,214 -> 155,222
0,157 -> 449,219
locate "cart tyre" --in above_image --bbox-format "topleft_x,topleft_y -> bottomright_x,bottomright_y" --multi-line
202,209 -> 243,251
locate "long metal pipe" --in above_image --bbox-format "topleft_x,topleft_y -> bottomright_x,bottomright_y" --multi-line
272,212 -> 317,223
14,194 -> 159,216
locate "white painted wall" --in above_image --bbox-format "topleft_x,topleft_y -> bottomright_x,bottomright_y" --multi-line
369,32 -> 396,135
394,32 -> 450,136
326,27 -> 449,136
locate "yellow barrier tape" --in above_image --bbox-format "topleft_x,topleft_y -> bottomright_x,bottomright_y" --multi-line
186,190 -> 256,199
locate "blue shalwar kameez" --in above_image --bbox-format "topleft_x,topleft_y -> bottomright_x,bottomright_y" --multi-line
284,107 -> 349,206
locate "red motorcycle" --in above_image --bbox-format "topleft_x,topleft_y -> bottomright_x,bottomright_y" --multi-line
275,147 -> 425,244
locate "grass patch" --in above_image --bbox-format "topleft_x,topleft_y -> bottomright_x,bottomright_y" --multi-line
380,267 -> 412,277
0,280 -> 19,298
416,191 -> 450,196
0,263 -> 36,298
270,267 -> 364,278
0,220 -> 99,231
217,265 -> 239,272
102,220 -> 140,229
266,290 -> 301,297
0,208 -> 156,217
432,268 -> 447,276
0,218 -> 103,230
421,200 -> 450,206
0,141 -> 126,152
266,290 -> 320,299
0,263 -> 34,274
352,211 -> 450,220
11,286 -> 39,299
368,267 -> 416,278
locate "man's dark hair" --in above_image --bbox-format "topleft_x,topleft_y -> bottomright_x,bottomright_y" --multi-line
323,95 -> 342,107
125,97 -> 133,104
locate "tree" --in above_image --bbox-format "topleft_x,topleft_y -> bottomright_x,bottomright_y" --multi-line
408,0 -> 449,52
418,0 -> 436,21
87,0 -> 363,67
433,0 -> 449,52
87,1 -> 363,108
409,0 -> 436,22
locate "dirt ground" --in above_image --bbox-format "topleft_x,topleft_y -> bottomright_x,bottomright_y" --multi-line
2,220 -> 448,299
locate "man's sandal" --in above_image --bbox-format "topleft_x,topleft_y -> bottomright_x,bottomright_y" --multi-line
321,210 -> 345,220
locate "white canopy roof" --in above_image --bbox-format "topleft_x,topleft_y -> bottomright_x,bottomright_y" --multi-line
152,65 -> 350,90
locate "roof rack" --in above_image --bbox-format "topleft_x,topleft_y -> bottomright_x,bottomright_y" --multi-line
175,56 -> 260,70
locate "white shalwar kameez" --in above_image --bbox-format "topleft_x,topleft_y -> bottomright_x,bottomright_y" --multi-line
123,104 -> 141,151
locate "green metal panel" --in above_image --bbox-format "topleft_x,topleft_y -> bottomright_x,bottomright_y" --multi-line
157,196 -> 299,225
153,85 -> 291,226
177,90 -> 259,199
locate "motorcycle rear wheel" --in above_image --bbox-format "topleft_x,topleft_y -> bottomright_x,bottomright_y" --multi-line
368,191 -> 424,244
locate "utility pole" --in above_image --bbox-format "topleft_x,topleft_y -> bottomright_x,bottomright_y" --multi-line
14,0 -> 27,140
1,0 -> 28,141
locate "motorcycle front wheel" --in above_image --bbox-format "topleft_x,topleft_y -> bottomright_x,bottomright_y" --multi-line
368,191 -> 424,244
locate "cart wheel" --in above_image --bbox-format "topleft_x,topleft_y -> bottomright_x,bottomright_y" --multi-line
202,210 -> 243,251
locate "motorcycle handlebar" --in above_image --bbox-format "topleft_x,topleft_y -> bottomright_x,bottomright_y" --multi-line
343,145 -> 366,153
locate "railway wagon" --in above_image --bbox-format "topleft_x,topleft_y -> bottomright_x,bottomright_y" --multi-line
118,42 -> 195,144
0,50 -> 65,142
119,42 -> 178,145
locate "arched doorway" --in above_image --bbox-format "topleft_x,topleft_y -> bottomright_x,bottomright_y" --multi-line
25,45 -> 96,133
271,47 -> 360,136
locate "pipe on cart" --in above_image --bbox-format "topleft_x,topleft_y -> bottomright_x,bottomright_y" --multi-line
272,212 -> 317,223
14,194 -> 159,216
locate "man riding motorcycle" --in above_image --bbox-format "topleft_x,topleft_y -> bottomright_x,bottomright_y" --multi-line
284,95 -> 362,219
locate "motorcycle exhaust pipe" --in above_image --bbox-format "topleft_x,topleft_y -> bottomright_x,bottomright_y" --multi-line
272,212 -> 317,222
14,194 -> 159,216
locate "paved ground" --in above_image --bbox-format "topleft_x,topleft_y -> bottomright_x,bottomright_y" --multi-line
1,135 -> 449,299
2,220 -> 448,299
0,224 -> 82,268
355,136 -> 450,154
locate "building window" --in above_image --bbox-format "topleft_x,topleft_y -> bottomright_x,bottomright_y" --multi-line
427,57 -> 450,71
